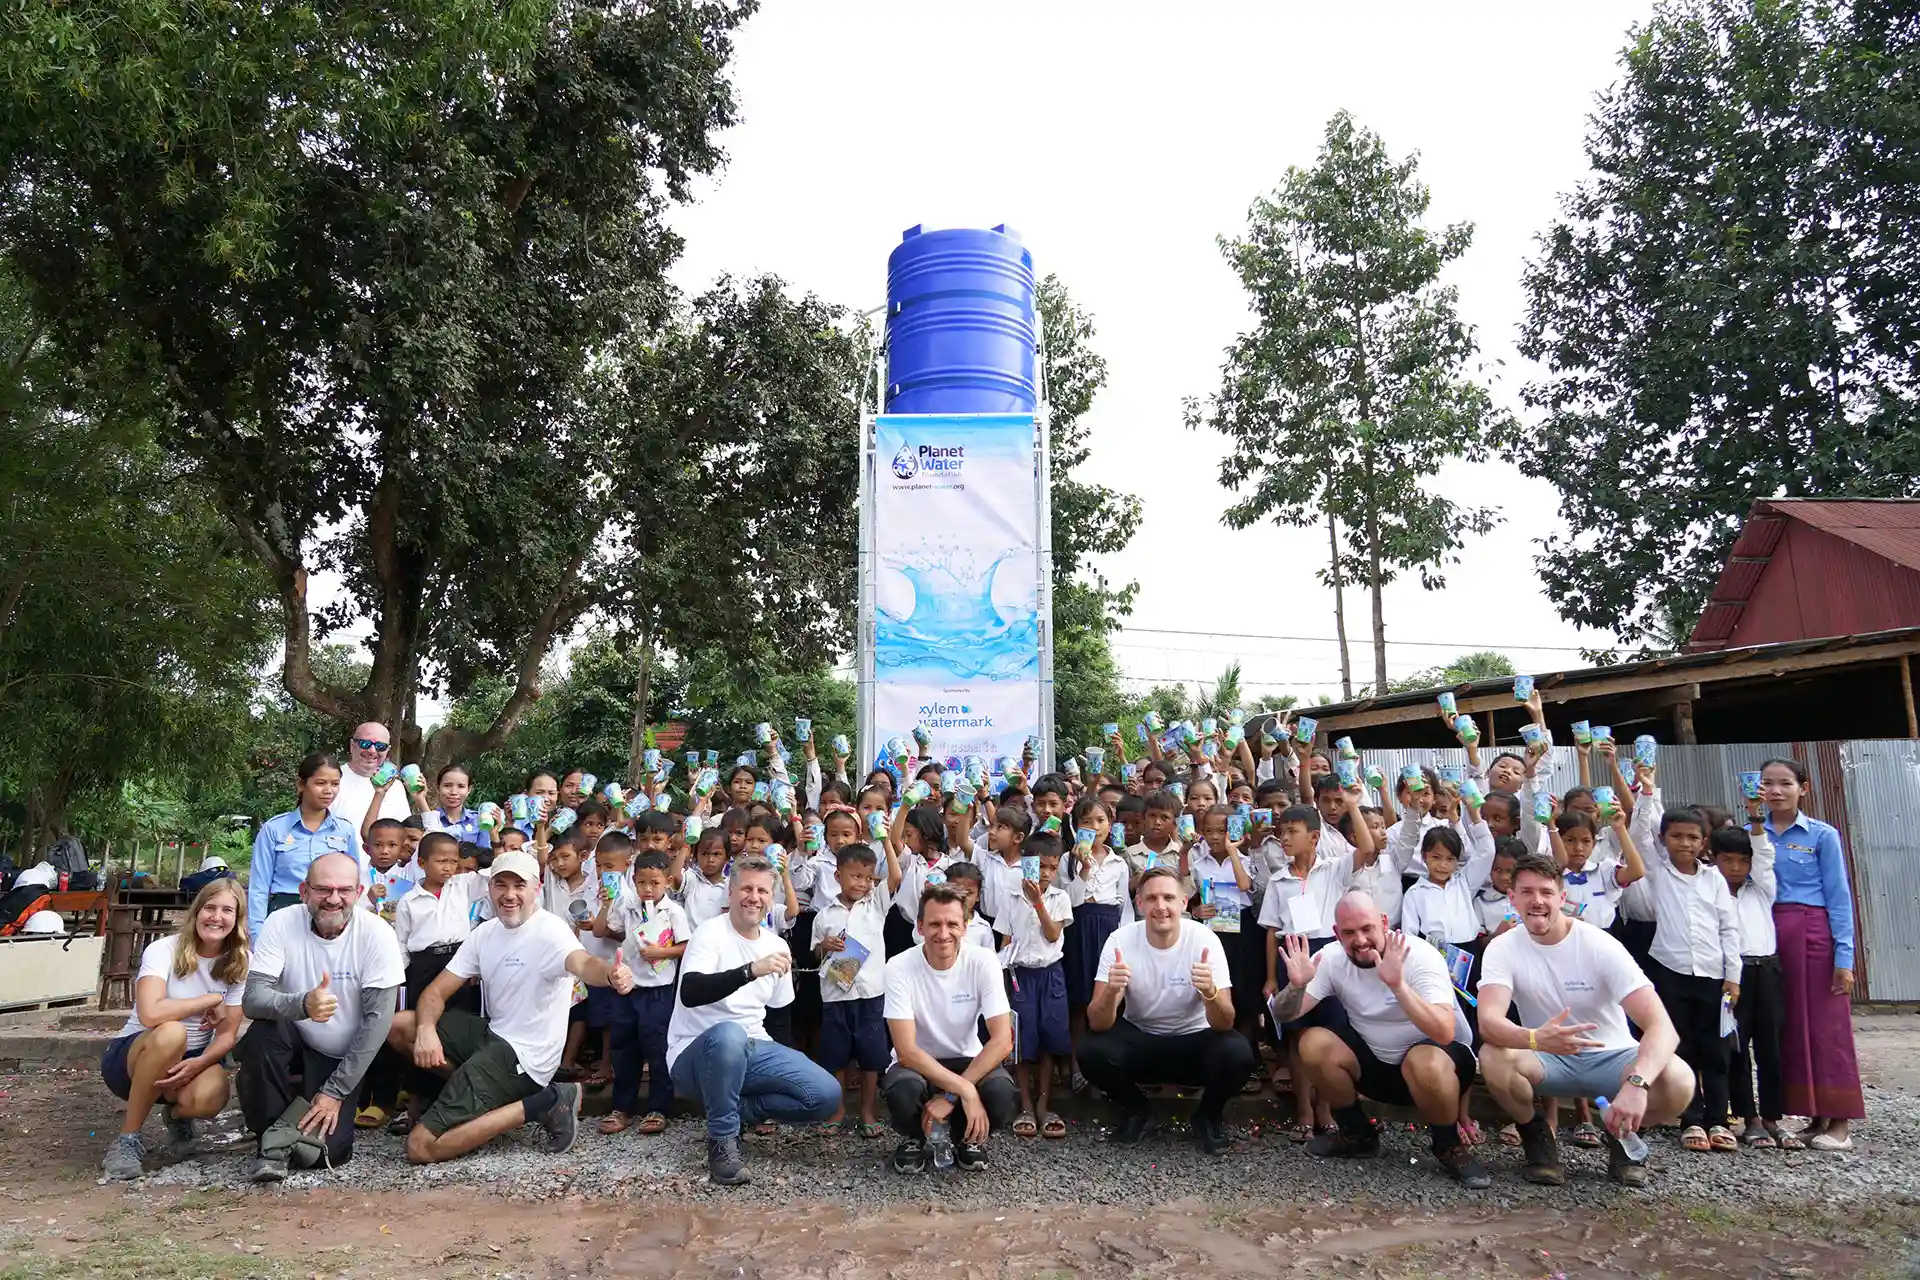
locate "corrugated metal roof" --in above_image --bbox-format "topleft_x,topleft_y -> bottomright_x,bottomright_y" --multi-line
1308,626 -> 1920,722
1688,500 -> 1920,650
1770,499 -> 1920,571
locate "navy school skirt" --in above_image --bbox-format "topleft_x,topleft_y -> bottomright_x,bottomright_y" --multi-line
1064,902 -> 1122,1008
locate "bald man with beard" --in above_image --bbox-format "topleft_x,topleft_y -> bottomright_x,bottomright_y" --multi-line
237,853 -> 404,1180
1269,890 -> 1490,1189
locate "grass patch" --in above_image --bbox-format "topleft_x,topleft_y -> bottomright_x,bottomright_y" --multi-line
0,1234 -> 310,1280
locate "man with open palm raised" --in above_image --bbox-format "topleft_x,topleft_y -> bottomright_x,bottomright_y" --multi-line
1078,866 -> 1254,1154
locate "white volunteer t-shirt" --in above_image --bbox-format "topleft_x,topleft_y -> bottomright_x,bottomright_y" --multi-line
121,936 -> 245,1053
329,767 -> 410,833
665,915 -> 794,1070
445,911 -> 583,1087
1480,919 -> 1651,1054
1094,918 -> 1229,1037
882,943 -> 1011,1062
250,904 -> 405,1059
1303,936 -> 1471,1064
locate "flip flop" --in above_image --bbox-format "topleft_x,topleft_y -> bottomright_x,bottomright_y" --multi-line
1708,1125 -> 1739,1151
637,1112 -> 668,1135
1458,1119 -> 1483,1146
1041,1112 -> 1067,1140
1680,1125 -> 1711,1152
1777,1131 -> 1806,1151
598,1110 -> 632,1135
1013,1111 -> 1039,1139
1286,1121 -> 1314,1144
1743,1129 -> 1778,1149
754,1119 -> 779,1136
1497,1124 -> 1522,1147
857,1120 -> 889,1139
354,1105 -> 389,1131
1570,1122 -> 1604,1148
815,1118 -> 847,1135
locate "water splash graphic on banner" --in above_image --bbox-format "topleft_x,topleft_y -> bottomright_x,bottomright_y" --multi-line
875,547 -> 1039,681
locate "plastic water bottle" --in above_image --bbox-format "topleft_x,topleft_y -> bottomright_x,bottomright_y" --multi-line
926,1115 -> 956,1171
1594,1096 -> 1649,1162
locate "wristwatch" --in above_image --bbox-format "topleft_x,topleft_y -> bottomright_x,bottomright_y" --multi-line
1623,1073 -> 1649,1090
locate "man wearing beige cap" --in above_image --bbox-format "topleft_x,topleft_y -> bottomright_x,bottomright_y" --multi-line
387,850 -> 635,1164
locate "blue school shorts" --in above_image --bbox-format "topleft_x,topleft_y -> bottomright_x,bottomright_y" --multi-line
817,995 -> 889,1073
1009,960 -> 1071,1061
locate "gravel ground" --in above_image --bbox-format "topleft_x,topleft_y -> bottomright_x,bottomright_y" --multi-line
128,1078 -> 1919,1217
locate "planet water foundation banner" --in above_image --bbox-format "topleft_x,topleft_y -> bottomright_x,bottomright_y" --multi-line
870,412 -> 1041,767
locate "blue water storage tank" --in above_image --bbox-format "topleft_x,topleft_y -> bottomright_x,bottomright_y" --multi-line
885,224 -> 1037,414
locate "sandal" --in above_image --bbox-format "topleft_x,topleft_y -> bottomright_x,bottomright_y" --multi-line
598,1110 -> 632,1135
1680,1125 -> 1711,1152
1708,1125 -> 1739,1152
636,1112 -> 668,1135
754,1119 -> 778,1136
857,1120 -> 888,1139
1777,1130 -> 1806,1151
1041,1112 -> 1067,1140
1069,1071 -> 1090,1096
815,1118 -> 847,1135
1458,1119 -> 1483,1146
386,1113 -> 415,1136
1286,1121 -> 1314,1144
1743,1128 -> 1778,1149
1013,1111 -> 1039,1139
354,1105 -> 389,1131
1241,1075 -> 1265,1095
1497,1123 -> 1522,1147
1570,1122 -> 1604,1149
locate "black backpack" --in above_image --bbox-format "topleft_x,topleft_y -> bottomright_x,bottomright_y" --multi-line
0,850 -> 15,894
0,884 -> 51,936
179,867 -> 236,896
41,836 -> 98,891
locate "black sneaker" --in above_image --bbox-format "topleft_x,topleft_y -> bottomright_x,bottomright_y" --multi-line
1306,1123 -> 1380,1158
1606,1132 -> 1649,1188
890,1137 -> 928,1175
540,1082 -> 582,1155
1194,1112 -> 1233,1156
161,1103 -> 197,1159
1518,1117 -> 1565,1186
707,1136 -> 750,1186
1436,1141 -> 1492,1190
955,1141 -> 988,1172
1109,1110 -> 1155,1145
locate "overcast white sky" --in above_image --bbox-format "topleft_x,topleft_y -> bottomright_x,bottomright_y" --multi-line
662,0 -> 1657,705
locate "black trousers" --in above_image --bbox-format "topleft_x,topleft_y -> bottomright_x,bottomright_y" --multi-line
361,946 -> 479,1111
1652,960 -> 1731,1129
1730,955 -> 1786,1121
235,1017 -> 355,1166
881,1057 -> 1017,1139
1078,1018 -> 1257,1120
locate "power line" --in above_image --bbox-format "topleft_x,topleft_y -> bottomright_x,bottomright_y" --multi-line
1114,625 -> 1594,653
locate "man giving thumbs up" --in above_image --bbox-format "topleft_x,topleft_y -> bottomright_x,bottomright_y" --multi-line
1080,866 -> 1255,1154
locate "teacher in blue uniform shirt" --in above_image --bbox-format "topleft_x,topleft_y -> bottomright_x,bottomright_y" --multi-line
249,753 -> 365,939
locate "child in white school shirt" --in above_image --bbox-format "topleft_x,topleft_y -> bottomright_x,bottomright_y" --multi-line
678,828 -> 731,928
943,863 -> 996,952
599,851 -> 689,1134
811,843 -> 890,1136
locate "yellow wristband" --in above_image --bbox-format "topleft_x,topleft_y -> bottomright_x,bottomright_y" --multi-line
1528,1028 -> 1538,1052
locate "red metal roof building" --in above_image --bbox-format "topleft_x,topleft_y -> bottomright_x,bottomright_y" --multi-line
1688,500 -> 1920,653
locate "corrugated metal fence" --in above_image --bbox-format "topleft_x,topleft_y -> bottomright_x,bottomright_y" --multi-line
1345,740 -> 1918,1001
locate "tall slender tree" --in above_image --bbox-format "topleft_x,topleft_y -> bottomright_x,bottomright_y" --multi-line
1187,111 -> 1511,692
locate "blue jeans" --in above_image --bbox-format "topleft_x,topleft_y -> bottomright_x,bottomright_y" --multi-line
667,1021 -> 841,1139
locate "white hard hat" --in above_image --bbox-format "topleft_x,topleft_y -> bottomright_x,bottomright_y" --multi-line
199,854 -> 229,872
14,863 -> 56,890
21,910 -> 65,935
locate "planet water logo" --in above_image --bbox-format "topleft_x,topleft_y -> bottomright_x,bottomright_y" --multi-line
891,442 -> 965,482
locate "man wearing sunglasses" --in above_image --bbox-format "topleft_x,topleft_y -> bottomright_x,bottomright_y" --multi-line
330,722 -> 412,834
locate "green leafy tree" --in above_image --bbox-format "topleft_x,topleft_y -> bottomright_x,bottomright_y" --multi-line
594,275 -> 869,779
1188,111 -> 1512,695
1513,0 -> 1920,648
1,0 -> 757,770
1038,275 -> 1145,758
1378,649 -> 1516,695
0,306 -> 275,845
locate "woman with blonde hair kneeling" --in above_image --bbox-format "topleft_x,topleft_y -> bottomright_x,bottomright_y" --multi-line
99,877 -> 249,1179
